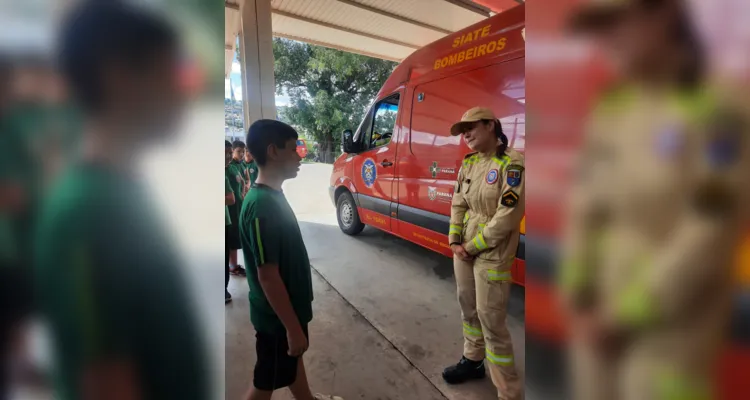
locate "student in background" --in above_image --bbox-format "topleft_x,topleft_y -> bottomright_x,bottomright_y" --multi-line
225,144 -> 236,303
226,140 -> 246,276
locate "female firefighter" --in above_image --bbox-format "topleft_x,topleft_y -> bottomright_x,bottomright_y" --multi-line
562,1 -> 750,399
444,107 -> 524,400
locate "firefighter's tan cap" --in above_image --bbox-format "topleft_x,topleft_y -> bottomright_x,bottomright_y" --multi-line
569,0 -> 680,32
450,107 -> 497,136
568,0 -> 635,32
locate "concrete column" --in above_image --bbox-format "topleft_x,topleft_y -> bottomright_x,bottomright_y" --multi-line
239,0 -> 276,131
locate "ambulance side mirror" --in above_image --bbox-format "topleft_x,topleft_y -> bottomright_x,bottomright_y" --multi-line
342,129 -> 354,153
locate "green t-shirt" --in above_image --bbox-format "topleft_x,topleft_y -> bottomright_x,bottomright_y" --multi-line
225,176 -> 232,226
242,160 -> 259,186
34,163 -> 209,400
239,184 -> 313,334
226,160 -> 245,205
0,103 -> 82,263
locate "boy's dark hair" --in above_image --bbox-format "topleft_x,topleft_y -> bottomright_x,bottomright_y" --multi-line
57,1 -> 178,113
246,119 -> 298,166
232,140 -> 246,150
225,140 -> 232,148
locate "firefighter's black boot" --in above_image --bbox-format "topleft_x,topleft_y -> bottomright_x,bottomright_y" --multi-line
442,356 -> 486,384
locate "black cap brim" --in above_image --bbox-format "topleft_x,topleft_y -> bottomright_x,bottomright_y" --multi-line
450,121 -> 477,136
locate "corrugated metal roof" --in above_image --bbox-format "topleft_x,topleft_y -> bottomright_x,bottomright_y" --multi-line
226,0 -> 505,74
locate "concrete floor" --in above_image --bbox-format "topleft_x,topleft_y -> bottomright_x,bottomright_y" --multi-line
225,163 -> 528,400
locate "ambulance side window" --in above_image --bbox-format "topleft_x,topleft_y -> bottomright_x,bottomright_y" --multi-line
365,94 -> 400,150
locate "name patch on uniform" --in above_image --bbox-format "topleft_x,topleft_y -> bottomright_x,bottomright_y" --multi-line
506,164 -> 524,187
235,174 -> 242,183
486,169 -> 499,185
501,190 -> 519,208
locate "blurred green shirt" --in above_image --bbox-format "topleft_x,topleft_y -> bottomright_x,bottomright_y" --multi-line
242,160 -> 259,186
34,162 -> 208,400
225,176 -> 232,226
0,103 -> 81,263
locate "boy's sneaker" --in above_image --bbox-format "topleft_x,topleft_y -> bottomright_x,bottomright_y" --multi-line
229,265 -> 246,276
225,291 -> 232,303
442,356 -> 486,384
314,395 -> 343,400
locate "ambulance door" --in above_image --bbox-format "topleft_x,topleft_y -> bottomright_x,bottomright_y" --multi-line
350,92 -> 403,232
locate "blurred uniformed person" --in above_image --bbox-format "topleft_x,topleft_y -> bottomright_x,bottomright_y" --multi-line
444,107 -> 524,400
562,1 -> 750,399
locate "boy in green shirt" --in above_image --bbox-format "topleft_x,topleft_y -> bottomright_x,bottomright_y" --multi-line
240,120 -> 342,400
34,3 -> 208,399
226,140 -> 246,276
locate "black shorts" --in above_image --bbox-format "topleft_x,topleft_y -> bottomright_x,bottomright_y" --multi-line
226,204 -> 242,250
254,325 -> 309,391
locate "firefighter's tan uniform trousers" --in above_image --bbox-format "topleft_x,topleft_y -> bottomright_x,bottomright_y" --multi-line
449,147 -> 525,400
561,85 -> 750,400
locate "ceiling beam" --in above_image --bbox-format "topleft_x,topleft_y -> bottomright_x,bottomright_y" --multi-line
440,0 -> 491,16
272,9 -> 421,49
332,0 -> 452,35
274,33 -> 402,63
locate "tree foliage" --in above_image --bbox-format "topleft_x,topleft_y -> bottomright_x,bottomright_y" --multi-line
272,38 -> 397,162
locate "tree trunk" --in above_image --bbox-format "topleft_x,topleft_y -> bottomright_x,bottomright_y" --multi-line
323,132 -> 334,163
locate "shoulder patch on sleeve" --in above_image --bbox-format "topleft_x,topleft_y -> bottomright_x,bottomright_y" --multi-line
506,163 -> 524,187
501,190 -> 519,208
705,111 -> 745,168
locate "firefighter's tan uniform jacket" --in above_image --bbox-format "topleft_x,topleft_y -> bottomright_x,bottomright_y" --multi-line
450,147 -> 525,261
561,85 -> 750,400
449,146 -> 525,400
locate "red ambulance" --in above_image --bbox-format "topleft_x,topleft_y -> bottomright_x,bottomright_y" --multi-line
328,4 -> 526,285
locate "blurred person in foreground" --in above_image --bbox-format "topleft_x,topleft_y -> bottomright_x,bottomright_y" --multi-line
240,119 -> 342,400
561,0 -> 750,399
34,2 -> 209,399
0,59 -> 35,400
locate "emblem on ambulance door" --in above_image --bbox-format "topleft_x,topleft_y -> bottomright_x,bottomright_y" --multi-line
428,187 -> 437,201
486,169 -> 499,185
362,158 -> 377,188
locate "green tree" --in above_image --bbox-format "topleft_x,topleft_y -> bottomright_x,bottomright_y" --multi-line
272,38 -> 397,163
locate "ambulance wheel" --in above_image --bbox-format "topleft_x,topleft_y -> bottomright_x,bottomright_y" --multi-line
337,192 -> 365,235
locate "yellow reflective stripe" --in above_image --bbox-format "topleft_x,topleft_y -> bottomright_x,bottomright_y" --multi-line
474,233 -> 488,250
254,218 -> 265,264
463,213 -> 470,223
616,280 -> 657,328
479,223 -> 486,229
488,269 -> 511,281
491,155 -> 511,169
462,155 -> 479,167
462,323 -> 483,337
449,224 -> 462,235
658,369 -> 711,400
485,349 -> 513,366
